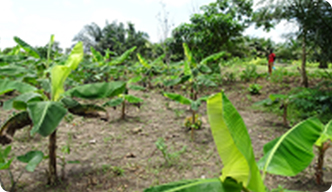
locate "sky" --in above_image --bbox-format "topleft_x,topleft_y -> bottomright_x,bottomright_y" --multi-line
0,0 -> 299,50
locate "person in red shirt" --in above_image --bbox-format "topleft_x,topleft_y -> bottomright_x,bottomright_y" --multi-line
268,49 -> 276,75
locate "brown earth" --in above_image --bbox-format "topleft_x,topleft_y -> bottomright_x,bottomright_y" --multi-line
0,76 -> 331,192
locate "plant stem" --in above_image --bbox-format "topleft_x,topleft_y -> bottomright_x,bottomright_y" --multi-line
48,131 -> 58,185
191,110 -> 195,141
283,103 -> 288,127
121,100 -> 126,119
315,141 -> 330,185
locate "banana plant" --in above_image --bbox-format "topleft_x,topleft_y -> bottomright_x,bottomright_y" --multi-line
163,43 -> 223,140
0,41 -> 125,185
144,91 -> 266,192
163,92 -> 208,140
145,91 -> 310,192
136,53 -> 166,88
102,77 -> 144,119
89,46 -> 136,82
258,117 -> 332,185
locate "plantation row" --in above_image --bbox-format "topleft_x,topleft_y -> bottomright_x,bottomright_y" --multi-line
0,36 -> 332,191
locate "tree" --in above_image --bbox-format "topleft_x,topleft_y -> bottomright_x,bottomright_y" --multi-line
254,0 -> 332,87
73,21 -> 150,58
168,0 -> 253,61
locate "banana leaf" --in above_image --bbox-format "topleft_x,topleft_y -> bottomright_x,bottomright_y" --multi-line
315,119 -> 332,147
137,53 -> 151,69
0,79 -> 37,95
257,117 -> 323,178
14,36 -> 41,59
3,92 -> 43,110
17,151 -> 44,172
109,46 -> 136,65
163,92 -> 192,105
65,81 -> 126,99
0,111 -> 32,145
144,178 -> 242,192
28,101 -> 67,137
207,91 -> 266,192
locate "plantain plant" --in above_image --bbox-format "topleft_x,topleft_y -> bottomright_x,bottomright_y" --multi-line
103,77 -> 144,119
136,53 -> 166,88
146,90 -> 332,191
0,39 -> 125,185
163,43 -> 223,140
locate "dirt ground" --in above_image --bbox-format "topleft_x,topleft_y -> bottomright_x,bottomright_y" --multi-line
0,75 -> 331,192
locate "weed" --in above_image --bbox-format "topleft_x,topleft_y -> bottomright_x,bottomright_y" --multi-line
240,65 -> 259,82
155,137 -> 186,167
248,84 -> 262,95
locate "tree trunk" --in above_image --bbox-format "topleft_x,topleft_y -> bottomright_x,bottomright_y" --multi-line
48,131 -> 57,185
301,29 -> 309,88
319,60 -> 328,69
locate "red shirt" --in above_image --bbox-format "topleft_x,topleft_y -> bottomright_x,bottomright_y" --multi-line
269,53 -> 276,62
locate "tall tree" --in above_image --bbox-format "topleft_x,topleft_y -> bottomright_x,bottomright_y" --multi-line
73,21 -> 150,58
254,0 -> 332,87
168,0 -> 253,61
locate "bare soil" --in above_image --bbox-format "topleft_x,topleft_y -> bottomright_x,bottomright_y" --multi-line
0,75 -> 331,192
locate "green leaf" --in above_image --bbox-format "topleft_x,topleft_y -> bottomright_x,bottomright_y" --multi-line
28,101 -> 67,137
90,46 -> 104,63
144,178 -> 242,192
3,92 -> 43,110
0,65 -> 29,76
124,95 -> 143,104
109,46 -> 136,65
67,160 -> 80,164
103,97 -> 124,107
3,146 -> 12,159
183,43 -> 196,68
0,158 -> 13,170
0,79 -> 37,95
65,81 -> 126,99
51,65 -> 71,101
51,42 -> 82,101
163,92 -> 192,105
190,100 -> 201,111
17,151 -> 44,172
60,97 -> 80,108
47,34 -> 55,63
200,51 -> 226,65
65,41 -> 84,70
198,64 -> 212,73
315,120 -> 332,147
207,92 -> 265,192
128,85 -> 145,91
258,117 -> 323,178
14,36 -> 41,58
269,94 -> 288,102
137,53 -> 151,69
128,76 -> 143,84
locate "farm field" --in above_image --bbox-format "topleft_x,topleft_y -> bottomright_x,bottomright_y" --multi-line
1,58 -> 332,192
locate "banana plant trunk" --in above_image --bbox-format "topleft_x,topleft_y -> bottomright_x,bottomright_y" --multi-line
301,28 -> 308,88
191,87 -> 197,141
121,100 -> 126,119
48,131 -> 57,185
315,141 -> 330,185
283,103 -> 288,127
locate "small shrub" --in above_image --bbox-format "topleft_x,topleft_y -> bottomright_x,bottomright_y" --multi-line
248,84 -> 262,95
240,65 -> 259,82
